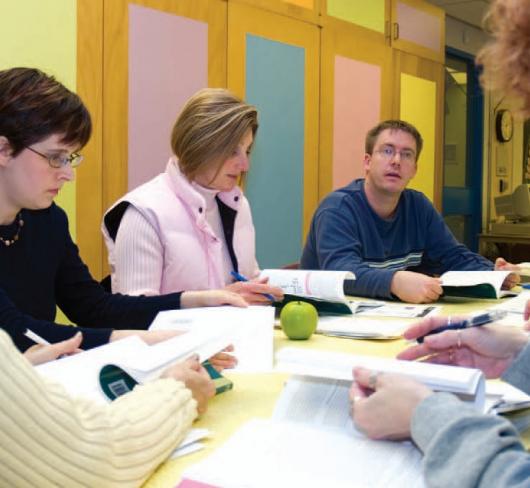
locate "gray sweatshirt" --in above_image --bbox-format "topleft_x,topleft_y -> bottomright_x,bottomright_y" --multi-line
411,342 -> 530,487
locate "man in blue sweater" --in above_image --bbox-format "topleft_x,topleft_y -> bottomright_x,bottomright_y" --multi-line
301,120 -> 517,303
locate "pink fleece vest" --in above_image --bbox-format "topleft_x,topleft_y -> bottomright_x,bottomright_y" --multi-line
103,158 -> 259,293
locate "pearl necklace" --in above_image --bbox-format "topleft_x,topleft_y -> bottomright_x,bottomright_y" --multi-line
0,213 -> 24,247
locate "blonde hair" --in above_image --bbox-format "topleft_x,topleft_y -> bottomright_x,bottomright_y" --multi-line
478,0 -> 530,117
171,88 -> 258,180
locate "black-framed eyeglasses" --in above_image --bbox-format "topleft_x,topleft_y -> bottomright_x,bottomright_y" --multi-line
374,144 -> 416,164
26,146 -> 84,169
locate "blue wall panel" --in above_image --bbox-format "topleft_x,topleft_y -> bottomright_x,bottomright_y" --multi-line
245,34 -> 305,268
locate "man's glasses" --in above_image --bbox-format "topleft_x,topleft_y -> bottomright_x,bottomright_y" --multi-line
374,144 -> 416,164
26,146 -> 84,169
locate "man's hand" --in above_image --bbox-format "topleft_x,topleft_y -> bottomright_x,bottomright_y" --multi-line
390,271 -> 443,303
162,356 -> 216,415
225,277 -> 284,305
495,257 -> 521,289
24,332 -> 83,365
398,317 -> 529,378
350,367 -> 432,440
180,290 -> 248,309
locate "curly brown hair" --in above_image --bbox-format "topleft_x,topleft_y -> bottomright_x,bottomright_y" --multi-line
477,0 -> 530,117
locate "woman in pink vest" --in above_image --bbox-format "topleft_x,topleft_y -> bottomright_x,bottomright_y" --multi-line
103,89 -> 282,304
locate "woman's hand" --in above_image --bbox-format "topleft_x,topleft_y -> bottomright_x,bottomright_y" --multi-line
225,277 -> 284,305
181,290 -> 248,309
109,328 -> 185,345
162,356 -> 216,415
399,317 -> 529,378
209,344 -> 237,371
350,367 -> 432,440
24,332 -> 83,365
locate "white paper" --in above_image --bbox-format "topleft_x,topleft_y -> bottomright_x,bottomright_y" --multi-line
170,428 -> 210,459
317,316 -> 407,339
183,418 -> 424,488
149,305 -> 275,372
353,303 -> 440,319
276,347 -> 485,409
441,270 -> 513,298
490,290 -> 530,315
260,269 -> 354,303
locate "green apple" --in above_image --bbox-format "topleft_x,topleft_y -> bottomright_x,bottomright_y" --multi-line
280,301 -> 318,340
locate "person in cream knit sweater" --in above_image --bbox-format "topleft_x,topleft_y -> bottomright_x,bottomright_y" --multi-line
0,330 -> 213,487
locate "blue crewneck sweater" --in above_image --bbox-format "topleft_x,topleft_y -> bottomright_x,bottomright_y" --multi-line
0,204 -> 182,352
301,179 -> 493,299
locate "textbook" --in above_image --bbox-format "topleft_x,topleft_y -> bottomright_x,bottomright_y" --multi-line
260,269 -> 355,314
316,316 -> 408,339
35,323 -> 238,404
275,347 -> 486,409
440,270 -> 517,299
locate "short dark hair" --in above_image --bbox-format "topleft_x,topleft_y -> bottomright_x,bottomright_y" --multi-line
0,67 -> 91,156
365,120 -> 423,161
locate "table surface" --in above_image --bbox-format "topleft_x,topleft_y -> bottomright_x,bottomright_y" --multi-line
144,297 -> 526,487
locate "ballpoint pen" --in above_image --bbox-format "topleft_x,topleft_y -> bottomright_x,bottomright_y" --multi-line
230,270 -> 275,301
416,310 -> 508,344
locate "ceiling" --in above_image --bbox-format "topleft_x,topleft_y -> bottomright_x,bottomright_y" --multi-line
428,0 -> 491,28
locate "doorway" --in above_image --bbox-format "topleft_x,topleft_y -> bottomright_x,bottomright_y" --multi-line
442,48 -> 484,252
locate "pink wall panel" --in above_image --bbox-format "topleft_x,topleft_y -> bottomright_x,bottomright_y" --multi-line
332,56 -> 381,189
397,2 -> 440,53
128,4 -> 208,190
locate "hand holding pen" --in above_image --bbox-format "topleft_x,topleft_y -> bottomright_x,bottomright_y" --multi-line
397,312 -> 529,378
227,271 -> 284,304
415,310 -> 508,344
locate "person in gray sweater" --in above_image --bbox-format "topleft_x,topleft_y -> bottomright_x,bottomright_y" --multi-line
351,315 -> 530,487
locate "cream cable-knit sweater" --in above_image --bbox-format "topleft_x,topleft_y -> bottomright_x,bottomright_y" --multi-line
0,331 -> 198,487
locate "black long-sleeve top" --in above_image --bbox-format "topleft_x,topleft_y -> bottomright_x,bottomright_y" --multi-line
0,204 -> 182,351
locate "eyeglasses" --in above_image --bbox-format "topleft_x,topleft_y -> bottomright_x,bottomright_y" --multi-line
26,146 -> 84,169
374,145 -> 416,164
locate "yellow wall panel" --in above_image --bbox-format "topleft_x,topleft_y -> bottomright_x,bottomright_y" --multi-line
0,0 -> 78,238
400,72 -> 436,201
327,0 -> 385,33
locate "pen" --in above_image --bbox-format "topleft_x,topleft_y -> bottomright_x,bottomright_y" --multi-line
416,310 -> 508,344
24,328 -> 51,346
230,270 -> 275,301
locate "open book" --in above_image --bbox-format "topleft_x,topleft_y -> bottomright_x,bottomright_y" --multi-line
276,347 -> 485,409
441,270 -> 517,299
35,322 -> 238,404
260,269 -> 355,314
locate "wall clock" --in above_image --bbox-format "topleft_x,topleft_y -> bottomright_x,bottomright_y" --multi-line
495,109 -> 513,142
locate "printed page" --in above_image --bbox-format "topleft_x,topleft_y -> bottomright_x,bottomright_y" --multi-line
260,269 -> 354,302
317,316 -> 408,339
149,306 -> 275,372
490,290 -> 530,315
441,270 -> 511,297
352,303 -> 440,319
183,418 -> 425,488
275,347 -> 485,409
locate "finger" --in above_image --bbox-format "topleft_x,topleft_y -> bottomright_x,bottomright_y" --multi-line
55,332 -> 83,355
223,344 -> 235,352
423,351 -> 454,365
525,300 -> 530,321
222,292 -> 249,308
403,316 -> 452,340
183,355 -> 201,369
396,342 -> 437,361
353,367 -> 379,390
349,380 -> 368,400
423,329 -> 461,350
495,257 -> 507,269
251,276 -> 269,285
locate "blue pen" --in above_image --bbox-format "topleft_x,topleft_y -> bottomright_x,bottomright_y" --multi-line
416,310 -> 508,344
230,270 -> 275,301
521,283 -> 530,290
